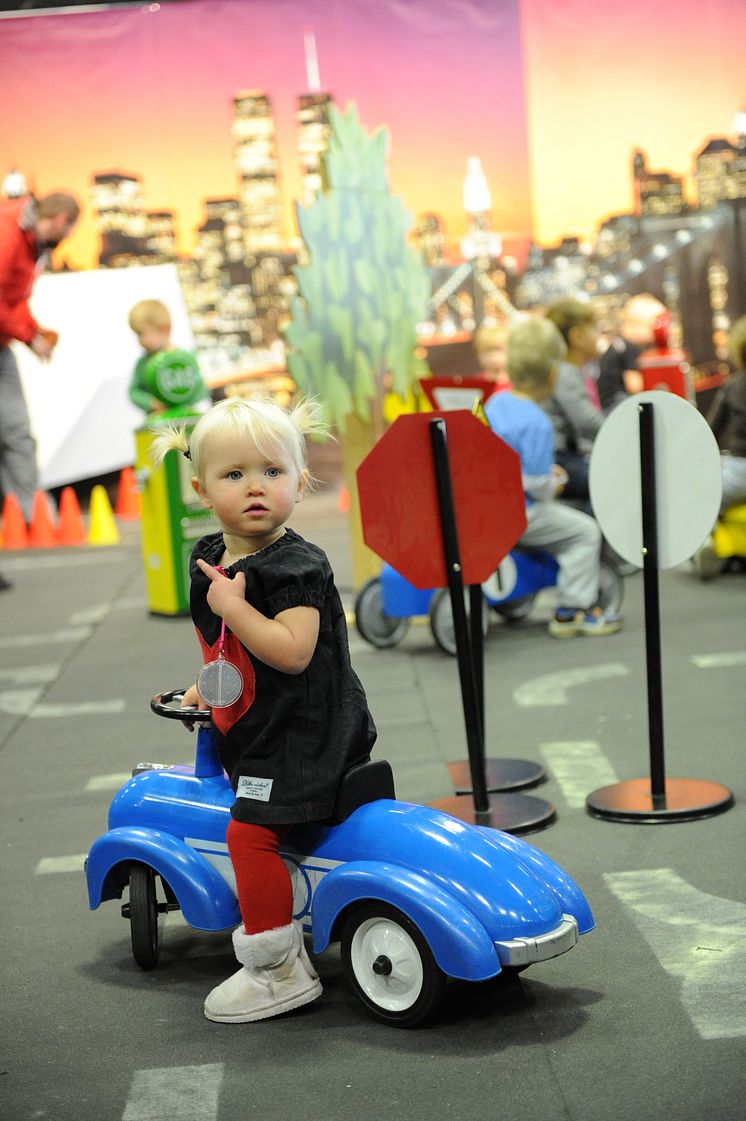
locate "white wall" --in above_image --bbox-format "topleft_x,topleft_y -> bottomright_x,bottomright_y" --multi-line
14,264 -> 195,489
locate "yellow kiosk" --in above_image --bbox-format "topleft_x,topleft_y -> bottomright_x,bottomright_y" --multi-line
133,349 -> 215,616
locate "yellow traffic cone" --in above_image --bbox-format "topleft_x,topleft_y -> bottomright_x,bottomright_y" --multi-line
87,485 -> 120,546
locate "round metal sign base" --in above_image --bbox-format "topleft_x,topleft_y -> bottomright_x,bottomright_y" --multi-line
430,792 -> 556,835
586,777 -> 734,823
447,758 -> 547,794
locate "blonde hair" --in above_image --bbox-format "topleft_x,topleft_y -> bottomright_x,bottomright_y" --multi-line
128,299 -> 171,334
506,317 -> 567,391
473,323 -> 508,357
150,397 -> 328,483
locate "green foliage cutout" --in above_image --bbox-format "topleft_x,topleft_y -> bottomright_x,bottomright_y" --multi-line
285,102 -> 430,430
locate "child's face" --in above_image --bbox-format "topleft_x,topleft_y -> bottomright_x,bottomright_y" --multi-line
192,432 -> 305,552
136,323 -> 171,354
478,346 -> 507,378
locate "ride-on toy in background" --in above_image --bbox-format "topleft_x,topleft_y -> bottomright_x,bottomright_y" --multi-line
355,544 -> 624,655
691,502 -> 746,580
85,691 -> 594,1027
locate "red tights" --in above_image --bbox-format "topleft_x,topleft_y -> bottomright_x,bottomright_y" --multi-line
226,818 -> 293,935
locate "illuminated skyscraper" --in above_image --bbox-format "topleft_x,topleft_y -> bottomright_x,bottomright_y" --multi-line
297,93 -> 332,205
296,32 -> 332,206
146,210 -> 177,262
231,90 -> 285,254
91,171 -> 150,267
633,150 -> 686,217
696,137 -> 746,208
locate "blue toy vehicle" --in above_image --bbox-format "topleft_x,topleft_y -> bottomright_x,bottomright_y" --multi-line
85,691 -> 594,1027
356,545 -> 623,655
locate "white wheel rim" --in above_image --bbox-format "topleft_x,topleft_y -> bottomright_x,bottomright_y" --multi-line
350,917 -> 424,1012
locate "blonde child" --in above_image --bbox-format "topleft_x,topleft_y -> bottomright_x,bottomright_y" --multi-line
485,318 -> 621,637
472,322 -> 511,391
127,299 -> 173,414
151,397 -> 376,1022
128,298 -> 209,417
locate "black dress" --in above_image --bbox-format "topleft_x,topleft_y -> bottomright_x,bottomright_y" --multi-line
190,529 -> 376,825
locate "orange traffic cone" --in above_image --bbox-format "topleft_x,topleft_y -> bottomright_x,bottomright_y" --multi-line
1,493 -> 29,550
87,484 -> 120,546
56,486 -> 87,547
28,490 -> 57,548
337,484 -> 351,513
114,465 -> 141,521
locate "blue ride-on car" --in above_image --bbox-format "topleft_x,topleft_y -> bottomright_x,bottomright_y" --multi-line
85,691 -> 594,1027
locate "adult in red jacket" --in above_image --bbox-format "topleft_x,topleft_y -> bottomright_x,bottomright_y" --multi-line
0,192 -> 80,587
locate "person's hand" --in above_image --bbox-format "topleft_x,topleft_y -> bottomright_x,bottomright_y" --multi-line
29,332 -> 54,361
180,681 -> 206,732
553,464 -> 569,496
196,559 -> 246,619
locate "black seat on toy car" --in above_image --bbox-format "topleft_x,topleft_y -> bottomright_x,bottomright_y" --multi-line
327,759 -> 396,824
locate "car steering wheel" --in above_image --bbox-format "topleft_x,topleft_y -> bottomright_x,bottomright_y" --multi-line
150,688 -> 213,724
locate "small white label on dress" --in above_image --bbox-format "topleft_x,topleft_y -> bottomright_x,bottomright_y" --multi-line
236,775 -> 273,802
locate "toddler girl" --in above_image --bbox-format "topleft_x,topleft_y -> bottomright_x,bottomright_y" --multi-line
152,397 -> 376,1023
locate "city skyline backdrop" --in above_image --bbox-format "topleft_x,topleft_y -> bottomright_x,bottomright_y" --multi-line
2,0 -> 744,271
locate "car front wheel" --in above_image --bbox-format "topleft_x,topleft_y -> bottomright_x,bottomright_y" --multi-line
340,903 -> 447,1027
128,863 -> 160,970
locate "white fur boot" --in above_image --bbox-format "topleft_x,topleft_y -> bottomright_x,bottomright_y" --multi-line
204,921 -> 322,1023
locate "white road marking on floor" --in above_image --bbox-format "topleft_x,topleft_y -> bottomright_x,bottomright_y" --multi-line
1,551 -> 129,570
691,651 -> 746,669
69,604 -> 110,625
514,663 -> 629,707
85,772 -> 131,792
30,699 -> 126,718
539,741 -> 620,808
36,854 -> 86,874
0,627 -> 91,648
0,688 -> 44,715
70,597 -> 148,625
122,1064 -> 224,1121
604,868 -> 746,1040
0,664 -> 59,685
0,690 -> 126,718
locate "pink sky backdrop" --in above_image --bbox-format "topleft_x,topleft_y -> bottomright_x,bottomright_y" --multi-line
0,0 -> 743,268
520,0 -> 746,244
0,0 -> 528,268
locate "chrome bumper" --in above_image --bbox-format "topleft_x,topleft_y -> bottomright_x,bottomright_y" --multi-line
495,915 -> 579,967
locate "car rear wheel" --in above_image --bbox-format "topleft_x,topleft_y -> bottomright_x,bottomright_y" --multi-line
354,577 -> 410,648
341,903 -> 447,1027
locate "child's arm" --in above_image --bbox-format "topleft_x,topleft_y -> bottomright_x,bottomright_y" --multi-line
196,559 -> 320,674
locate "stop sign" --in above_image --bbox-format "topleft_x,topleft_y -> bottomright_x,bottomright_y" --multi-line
357,410 -> 526,589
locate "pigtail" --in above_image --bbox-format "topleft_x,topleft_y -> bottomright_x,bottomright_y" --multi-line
289,397 -> 329,442
150,421 -> 191,467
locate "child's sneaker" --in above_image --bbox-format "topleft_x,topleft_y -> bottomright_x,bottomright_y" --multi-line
548,606 -> 622,638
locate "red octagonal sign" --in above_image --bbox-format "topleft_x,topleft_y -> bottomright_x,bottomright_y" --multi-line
357,410 -> 527,589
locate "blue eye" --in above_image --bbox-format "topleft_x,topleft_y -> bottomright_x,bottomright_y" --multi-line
227,470 -> 242,480
265,466 -> 281,478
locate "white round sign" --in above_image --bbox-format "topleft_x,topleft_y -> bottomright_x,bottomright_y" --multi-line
589,391 -> 722,570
